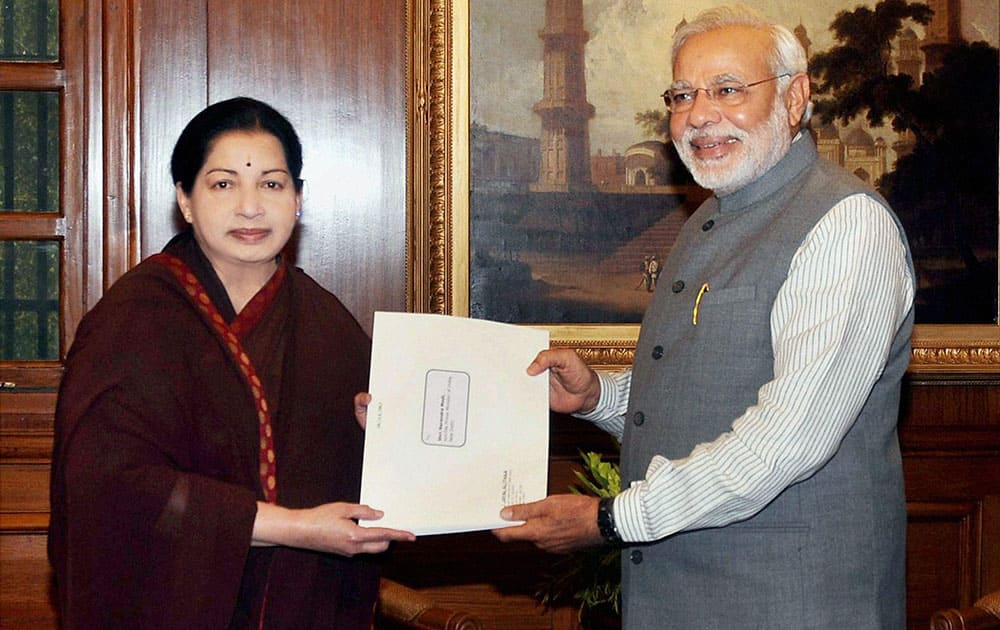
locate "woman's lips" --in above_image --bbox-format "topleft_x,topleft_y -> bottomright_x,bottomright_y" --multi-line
229,228 -> 271,242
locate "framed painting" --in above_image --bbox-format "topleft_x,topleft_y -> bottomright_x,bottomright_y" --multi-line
405,0 -> 1000,372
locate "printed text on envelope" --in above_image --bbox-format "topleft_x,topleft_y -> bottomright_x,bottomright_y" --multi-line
422,370 -> 470,447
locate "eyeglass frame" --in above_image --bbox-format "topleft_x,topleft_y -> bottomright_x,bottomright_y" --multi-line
661,73 -> 791,112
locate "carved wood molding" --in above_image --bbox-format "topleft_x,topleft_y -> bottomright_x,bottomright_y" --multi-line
551,338 -> 635,367
552,326 -> 1000,372
0,512 -> 49,534
407,0 -> 451,316
911,346 -> 1000,370
910,326 -> 1000,373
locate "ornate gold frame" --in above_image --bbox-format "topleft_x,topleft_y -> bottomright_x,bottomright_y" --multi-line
405,0 -> 1000,373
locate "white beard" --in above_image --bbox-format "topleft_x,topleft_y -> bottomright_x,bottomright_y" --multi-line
674,100 -> 792,196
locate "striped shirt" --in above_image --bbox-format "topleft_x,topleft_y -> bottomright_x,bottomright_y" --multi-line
577,193 -> 914,542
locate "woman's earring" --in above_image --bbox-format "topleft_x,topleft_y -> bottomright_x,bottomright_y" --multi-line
295,210 -> 302,218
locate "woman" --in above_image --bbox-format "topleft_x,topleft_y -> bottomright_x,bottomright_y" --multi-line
48,97 -> 414,629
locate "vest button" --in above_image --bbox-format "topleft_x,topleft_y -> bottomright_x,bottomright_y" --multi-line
702,219 -> 715,231
671,280 -> 685,293
632,411 -> 645,426
630,550 -> 643,564
651,345 -> 663,360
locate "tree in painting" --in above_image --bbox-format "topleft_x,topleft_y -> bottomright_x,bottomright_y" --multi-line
810,0 -> 999,322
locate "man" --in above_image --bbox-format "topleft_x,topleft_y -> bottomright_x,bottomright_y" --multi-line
646,255 -> 661,291
494,5 -> 915,629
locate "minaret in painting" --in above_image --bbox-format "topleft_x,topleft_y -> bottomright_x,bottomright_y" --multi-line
895,28 -> 923,84
531,0 -> 595,192
794,21 -> 811,58
921,0 -> 962,74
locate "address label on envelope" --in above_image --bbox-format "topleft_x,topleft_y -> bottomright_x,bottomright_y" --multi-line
422,370 -> 470,447
359,312 -> 550,536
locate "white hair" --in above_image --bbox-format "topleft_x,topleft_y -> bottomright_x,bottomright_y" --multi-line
672,5 -> 812,122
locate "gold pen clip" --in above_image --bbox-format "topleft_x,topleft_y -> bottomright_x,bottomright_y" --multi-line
692,283 -> 710,325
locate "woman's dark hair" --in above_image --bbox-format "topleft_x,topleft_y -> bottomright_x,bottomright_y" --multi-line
170,97 -> 304,194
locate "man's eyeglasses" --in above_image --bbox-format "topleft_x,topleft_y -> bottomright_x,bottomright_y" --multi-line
661,73 -> 790,113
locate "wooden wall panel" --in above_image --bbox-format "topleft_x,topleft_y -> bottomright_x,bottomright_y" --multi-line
137,0 -> 208,259
906,501 -> 984,625
900,374 -> 1000,629
0,466 -> 50,515
0,534 -> 56,630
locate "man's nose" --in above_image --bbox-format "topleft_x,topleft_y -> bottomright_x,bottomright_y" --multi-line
685,89 -> 722,127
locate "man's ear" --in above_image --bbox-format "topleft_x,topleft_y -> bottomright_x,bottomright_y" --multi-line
175,183 -> 193,224
784,72 -> 811,128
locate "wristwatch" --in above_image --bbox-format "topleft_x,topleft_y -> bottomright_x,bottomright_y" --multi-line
597,497 -> 621,544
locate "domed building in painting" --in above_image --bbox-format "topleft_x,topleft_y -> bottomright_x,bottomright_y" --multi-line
807,121 -> 888,188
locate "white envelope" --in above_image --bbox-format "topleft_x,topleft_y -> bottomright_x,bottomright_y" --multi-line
359,311 -> 550,535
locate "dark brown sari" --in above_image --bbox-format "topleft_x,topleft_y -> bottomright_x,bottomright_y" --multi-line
49,232 -> 380,629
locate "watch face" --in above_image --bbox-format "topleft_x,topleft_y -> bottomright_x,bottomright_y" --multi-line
598,498 -> 620,542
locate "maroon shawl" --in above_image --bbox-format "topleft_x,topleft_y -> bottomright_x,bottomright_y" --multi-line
49,233 -> 380,629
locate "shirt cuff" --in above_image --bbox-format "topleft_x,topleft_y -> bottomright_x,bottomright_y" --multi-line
573,369 -> 630,422
613,456 -> 674,542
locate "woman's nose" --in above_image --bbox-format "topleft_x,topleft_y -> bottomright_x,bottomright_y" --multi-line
237,189 -> 263,217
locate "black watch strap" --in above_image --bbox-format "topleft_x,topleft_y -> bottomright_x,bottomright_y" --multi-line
597,497 -> 621,544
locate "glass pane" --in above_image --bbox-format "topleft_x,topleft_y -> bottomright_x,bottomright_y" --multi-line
0,0 -> 59,61
0,240 -> 60,360
0,91 -> 59,213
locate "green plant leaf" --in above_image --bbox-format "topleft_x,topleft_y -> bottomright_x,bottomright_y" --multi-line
536,447 -> 623,618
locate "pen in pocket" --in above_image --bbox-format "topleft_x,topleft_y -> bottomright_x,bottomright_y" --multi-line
692,283 -> 710,325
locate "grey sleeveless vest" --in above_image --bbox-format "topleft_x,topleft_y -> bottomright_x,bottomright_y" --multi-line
620,134 -> 913,629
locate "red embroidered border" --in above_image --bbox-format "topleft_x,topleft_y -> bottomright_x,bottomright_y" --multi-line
151,253 -> 286,503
